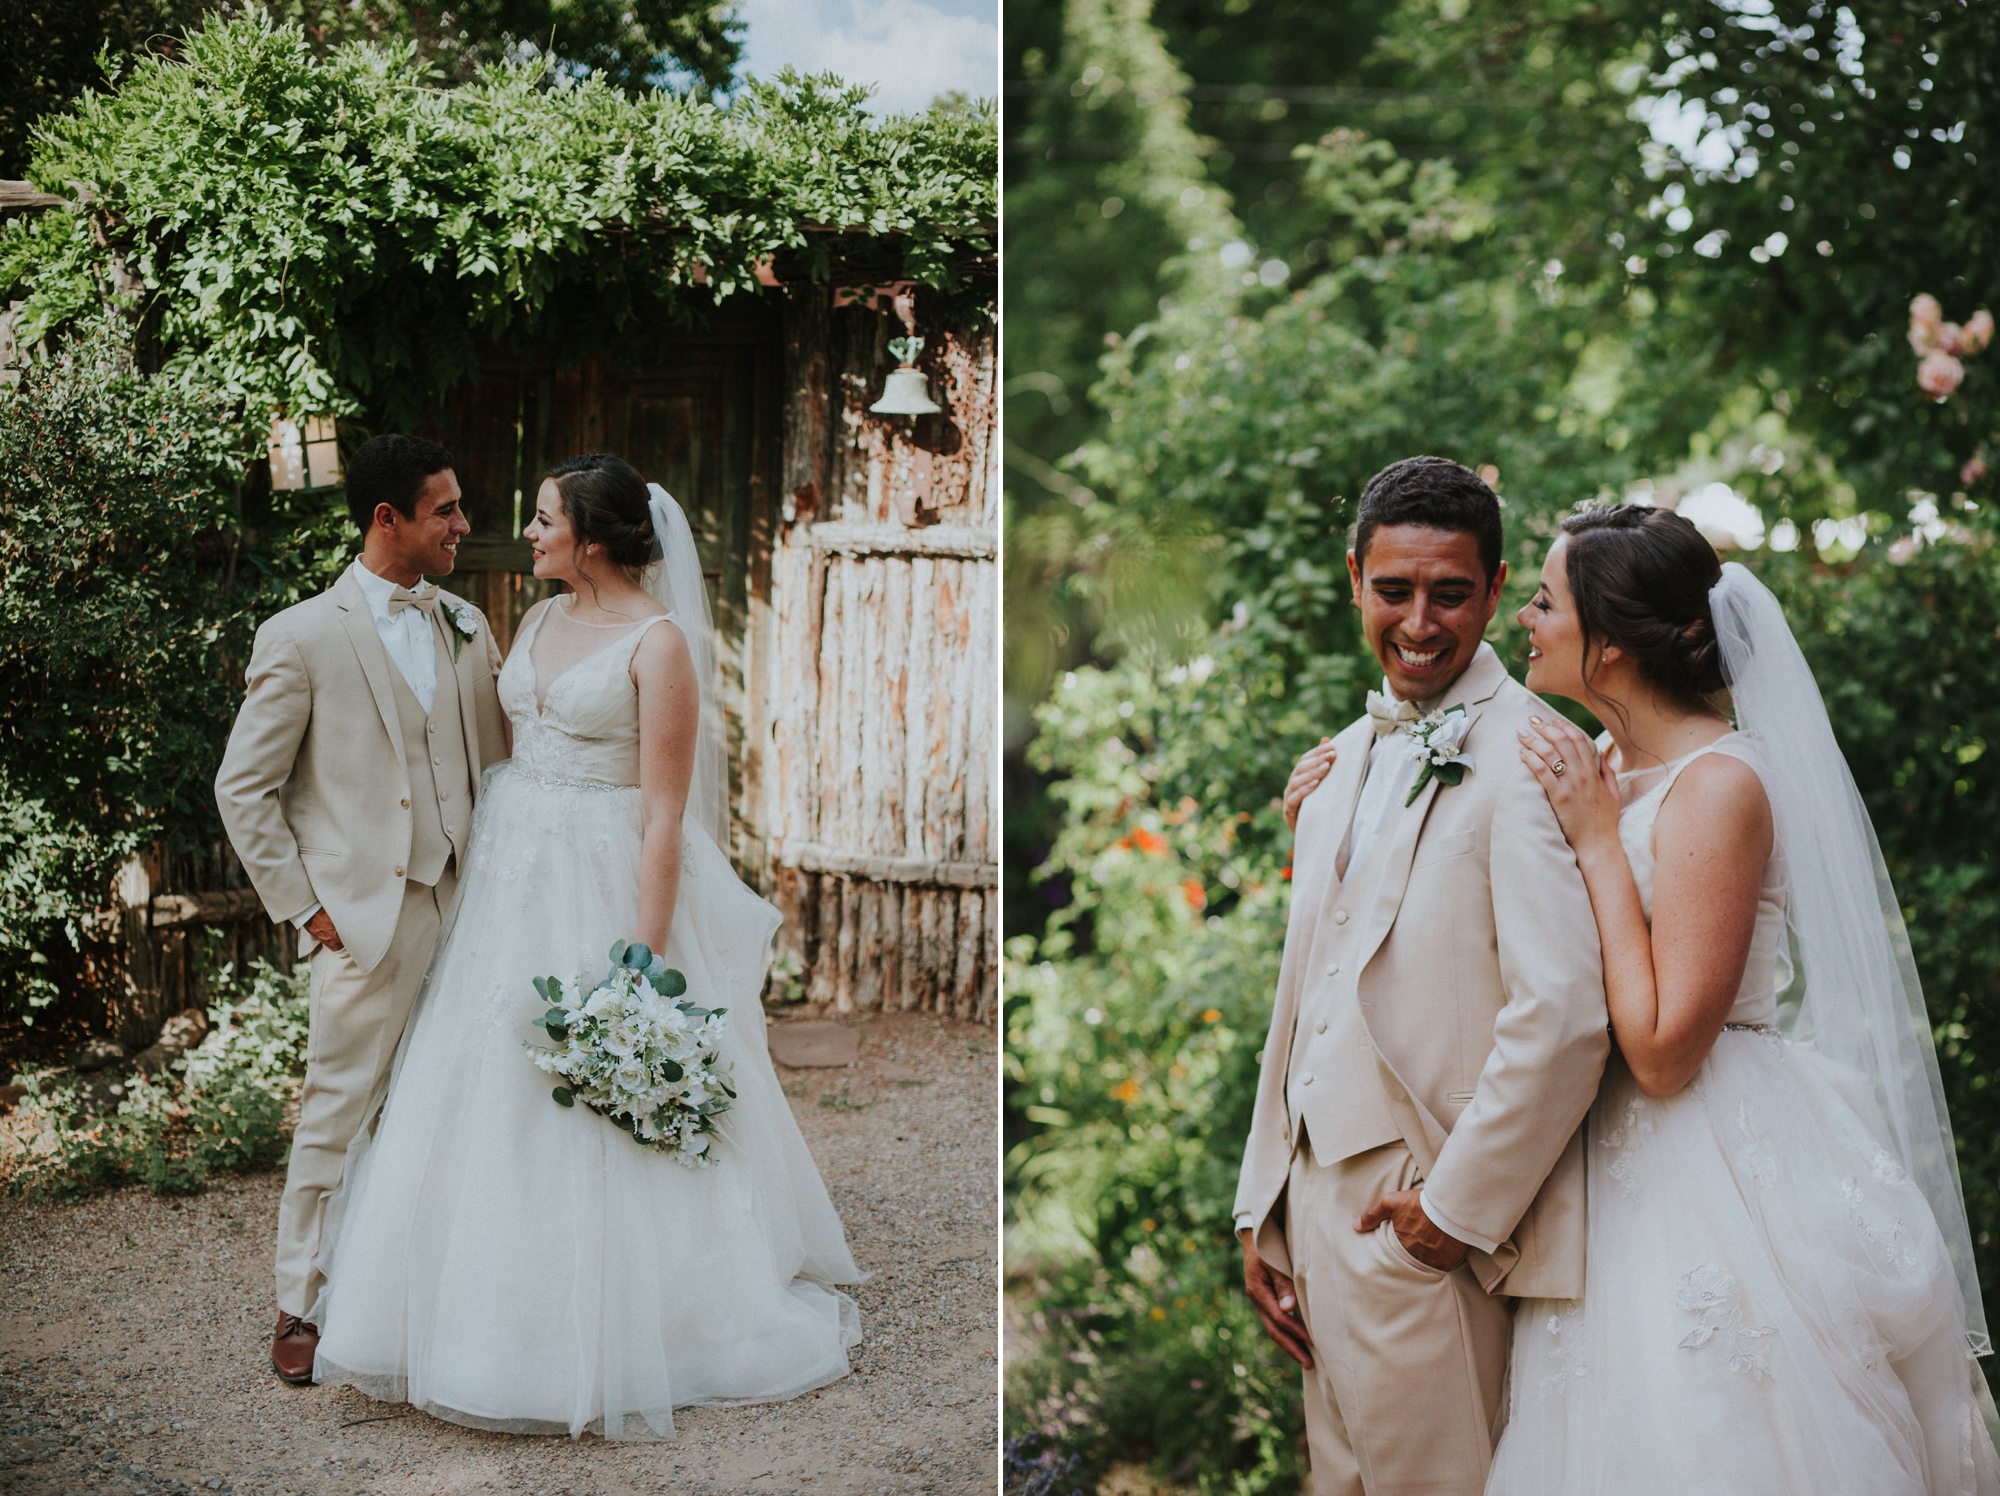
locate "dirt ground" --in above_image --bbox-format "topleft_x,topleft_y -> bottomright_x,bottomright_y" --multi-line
0,1012 -> 996,1496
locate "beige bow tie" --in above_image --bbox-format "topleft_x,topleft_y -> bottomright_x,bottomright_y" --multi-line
1366,688 -> 1422,736
387,584 -> 440,617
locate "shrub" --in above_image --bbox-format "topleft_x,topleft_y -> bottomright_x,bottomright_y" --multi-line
0,311 -> 282,1029
4,957 -> 311,1200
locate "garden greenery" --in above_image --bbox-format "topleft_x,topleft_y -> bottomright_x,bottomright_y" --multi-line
0,315 -> 293,1023
4,956 -> 311,1200
2,12 -> 996,428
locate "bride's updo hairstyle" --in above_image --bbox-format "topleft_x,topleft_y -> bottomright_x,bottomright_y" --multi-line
545,453 -> 656,575
1559,503 -> 1727,714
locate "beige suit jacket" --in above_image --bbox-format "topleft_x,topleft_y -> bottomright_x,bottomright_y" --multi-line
1234,644 -> 1609,1299
214,567 -> 508,975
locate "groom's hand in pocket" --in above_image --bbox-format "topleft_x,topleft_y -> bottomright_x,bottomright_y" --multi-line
1357,1189 -> 1469,1273
1240,1235 -> 1314,1369
305,908 -> 345,954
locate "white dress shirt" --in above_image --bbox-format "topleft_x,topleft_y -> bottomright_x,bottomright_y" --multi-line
350,558 -> 439,713
1342,725 -> 1424,880
294,561 -> 441,932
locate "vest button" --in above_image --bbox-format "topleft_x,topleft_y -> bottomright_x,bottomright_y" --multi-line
1315,1021 -> 1328,1034
394,865 -> 405,877
427,722 -> 436,735
1325,962 -> 1340,977
400,798 -> 410,809
1332,910 -> 1349,925
1300,1072 -> 1315,1086
433,758 -> 443,768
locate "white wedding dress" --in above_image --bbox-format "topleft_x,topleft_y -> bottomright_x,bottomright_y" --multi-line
1489,734 -> 1999,1495
312,604 -> 863,1439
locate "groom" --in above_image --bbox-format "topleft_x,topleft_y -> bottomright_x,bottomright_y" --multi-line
215,434 -> 508,1384
1235,457 -> 1608,1496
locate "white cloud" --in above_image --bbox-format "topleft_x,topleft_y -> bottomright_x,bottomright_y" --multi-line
736,0 -> 997,115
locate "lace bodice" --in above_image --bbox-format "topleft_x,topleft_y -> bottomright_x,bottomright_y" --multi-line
1615,732 -> 1787,1027
497,604 -> 677,788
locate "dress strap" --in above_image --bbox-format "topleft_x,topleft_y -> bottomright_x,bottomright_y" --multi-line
619,613 -> 680,666
1651,740 -> 1730,803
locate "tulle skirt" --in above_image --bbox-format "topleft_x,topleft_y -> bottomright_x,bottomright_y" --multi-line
1489,1029 -> 1999,1495
313,763 -> 863,1439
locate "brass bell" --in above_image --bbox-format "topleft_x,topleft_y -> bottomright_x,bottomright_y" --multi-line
870,335 -> 942,416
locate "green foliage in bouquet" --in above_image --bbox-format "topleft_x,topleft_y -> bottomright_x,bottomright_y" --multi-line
528,939 -> 734,1160
4,956 -> 311,1200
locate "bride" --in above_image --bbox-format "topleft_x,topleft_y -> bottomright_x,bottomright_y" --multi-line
311,453 -> 863,1438
1492,503 -> 1998,1493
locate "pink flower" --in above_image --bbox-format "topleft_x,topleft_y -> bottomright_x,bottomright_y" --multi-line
1962,309 -> 1994,356
1918,350 -> 1965,399
1963,456 -> 1989,487
1909,293 -> 1945,355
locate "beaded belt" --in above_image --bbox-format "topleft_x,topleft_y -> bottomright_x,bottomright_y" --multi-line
1721,1022 -> 1779,1035
507,764 -> 635,794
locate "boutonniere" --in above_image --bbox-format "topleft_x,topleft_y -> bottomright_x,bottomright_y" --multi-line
1404,704 -> 1474,806
441,598 -> 478,661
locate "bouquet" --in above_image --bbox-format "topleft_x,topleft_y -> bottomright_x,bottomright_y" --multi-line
525,939 -> 735,1166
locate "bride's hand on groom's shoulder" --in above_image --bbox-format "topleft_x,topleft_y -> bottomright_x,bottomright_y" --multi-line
1518,715 -> 1621,852
1282,738 -> 1339,831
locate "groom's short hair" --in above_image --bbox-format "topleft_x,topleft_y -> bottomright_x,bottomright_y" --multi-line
345,434 -> 456,534
1353,456 -> 1504,580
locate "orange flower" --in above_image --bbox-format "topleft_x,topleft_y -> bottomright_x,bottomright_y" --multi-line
1201,1008 -> 1223,1023
1182,878 -> 1207,911
1109,1077 -> 1141,1104
1130,828 -> 1169,856
1280,860 -> 1294,881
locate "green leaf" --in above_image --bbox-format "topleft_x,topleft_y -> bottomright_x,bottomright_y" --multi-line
608,939 -> 629,966
623,941 -> 652,969
1402,762 -> 1436,808
1433,762 -> 1467,787
661,1059 -> 684,1082
658,968 -> 688,997
552,1086 -> 574,1108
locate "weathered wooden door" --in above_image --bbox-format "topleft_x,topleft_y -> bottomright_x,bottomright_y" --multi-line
432,305 -> 782,860
762,292 -> 997,1021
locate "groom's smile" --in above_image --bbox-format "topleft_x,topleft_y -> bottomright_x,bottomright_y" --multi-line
1348,523 -> 1507,703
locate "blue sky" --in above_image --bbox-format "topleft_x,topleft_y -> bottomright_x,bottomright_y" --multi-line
734,0 -> 997,114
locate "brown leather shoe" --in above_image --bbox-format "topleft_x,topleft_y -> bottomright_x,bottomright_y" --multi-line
271,1311 -> 319,1384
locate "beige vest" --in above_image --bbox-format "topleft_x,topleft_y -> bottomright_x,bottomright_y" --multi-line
1286,830 -> 1402,1166
386,621 -> 473,887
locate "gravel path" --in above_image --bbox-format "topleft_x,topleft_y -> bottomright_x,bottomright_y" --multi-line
0,1013 -> 996,1496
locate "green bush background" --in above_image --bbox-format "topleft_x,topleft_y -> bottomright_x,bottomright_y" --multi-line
1003,1 -> 2000,1490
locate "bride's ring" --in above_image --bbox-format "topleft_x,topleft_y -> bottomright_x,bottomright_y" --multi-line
1551,759 -> 1567,776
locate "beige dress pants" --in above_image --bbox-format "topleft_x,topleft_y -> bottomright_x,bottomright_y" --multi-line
1286,1140 -> 1512,1496
276,869 -> 454,1319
